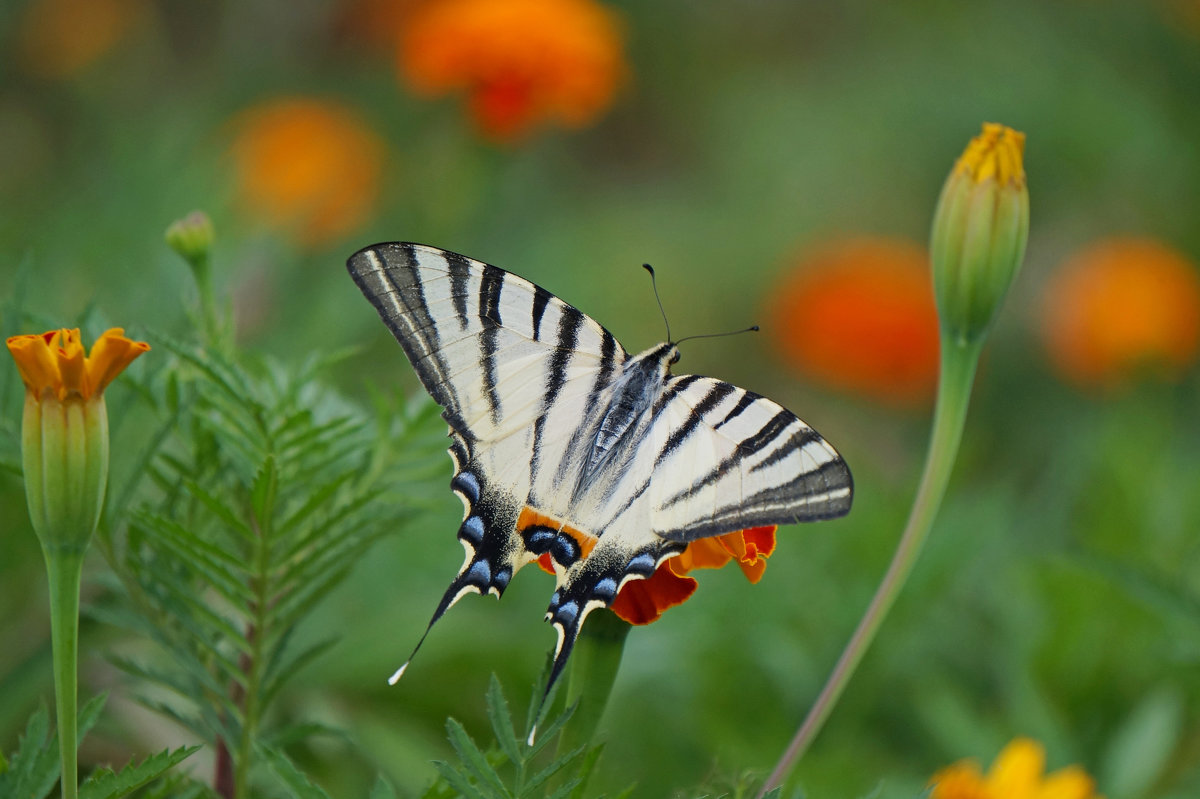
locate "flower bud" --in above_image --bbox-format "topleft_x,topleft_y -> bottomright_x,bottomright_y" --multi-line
930,123 -> 1030,343
7,328 -> 149,553
165,210 -> 215,280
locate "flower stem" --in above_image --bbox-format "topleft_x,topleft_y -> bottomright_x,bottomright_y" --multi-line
545,609 -> 629,797
44,547 -> 85,799
558,609 -> 629,756
761,336 -> 983,793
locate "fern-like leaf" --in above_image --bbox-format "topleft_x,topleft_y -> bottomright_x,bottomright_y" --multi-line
78,745 -> 199,799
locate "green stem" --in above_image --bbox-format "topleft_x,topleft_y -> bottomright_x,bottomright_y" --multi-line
44,547 -> 85,799
558,609 -> 629,756
760,336 -> 983,794
546,609 -> 630,797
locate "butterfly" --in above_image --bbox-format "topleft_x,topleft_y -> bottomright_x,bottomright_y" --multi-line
347,242 -> 853,700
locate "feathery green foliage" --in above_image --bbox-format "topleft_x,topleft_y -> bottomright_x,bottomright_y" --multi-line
423,675 -> 625,799
0,695 -> 198,799
92,330 -> 445,797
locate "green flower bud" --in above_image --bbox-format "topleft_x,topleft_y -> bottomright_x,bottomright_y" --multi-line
930,123 -> 1030,343
165,210 -> 215,281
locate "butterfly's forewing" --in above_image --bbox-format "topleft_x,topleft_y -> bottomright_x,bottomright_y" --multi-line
347,243 -> 631,677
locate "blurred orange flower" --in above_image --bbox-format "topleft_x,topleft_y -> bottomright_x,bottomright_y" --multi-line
1040,238 -> 1200,389
766,238 -> 940,406
399,0 -> 626,141
229,98 -> 385,246
930,737 -> 1102,799
537,527 -> 776,625
18,0 -> 145,79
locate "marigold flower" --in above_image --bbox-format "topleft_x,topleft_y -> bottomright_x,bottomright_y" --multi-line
17,0 -> 144,79
399,0 -> 626,141
930,737 -> 1102,799
8,328 -> 148,553
537,527 -> 776,625
229,98 -> 385,246
930,123 -> 1030,344
765,238 -> 940,406
1040,238 -> 1200,389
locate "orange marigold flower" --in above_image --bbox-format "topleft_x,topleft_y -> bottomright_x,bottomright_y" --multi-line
17,0 -> 145,79
8,328 -> 149,402
1040,238 -> 1200,389
399,0 -> 626,141
537,527 -> 776,625
765,238 -> 940,406
229,98 -> 385,246
930,737 -> 1103,799
8,328 -> 148,553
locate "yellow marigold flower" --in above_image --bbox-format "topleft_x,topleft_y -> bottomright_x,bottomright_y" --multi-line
229,98 -> 386,246
7,328 -> 148,553
931,123 -> 1030,343
17,0 -> 145,79
399,0 -> 626,141
930,738 -> 1103,799
1040,237 -> 1200,389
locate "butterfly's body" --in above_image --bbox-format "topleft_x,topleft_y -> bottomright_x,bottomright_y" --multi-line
347,242 -> 852,694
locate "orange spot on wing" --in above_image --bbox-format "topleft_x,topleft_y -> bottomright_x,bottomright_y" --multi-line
519,507 -> 598,560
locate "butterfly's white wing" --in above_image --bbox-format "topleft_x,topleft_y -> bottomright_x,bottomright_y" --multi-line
348,243 -> 629,674
539,375 -> 852,693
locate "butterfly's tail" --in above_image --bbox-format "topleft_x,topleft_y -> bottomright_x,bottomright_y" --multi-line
388,513 -> 519,684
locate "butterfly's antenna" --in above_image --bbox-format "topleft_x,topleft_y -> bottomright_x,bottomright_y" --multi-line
643,264 -> 673,343
674,325 -> 760,346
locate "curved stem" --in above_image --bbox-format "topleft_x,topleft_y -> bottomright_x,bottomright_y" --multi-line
45,548 -> 85,799
760,337 -> 983,794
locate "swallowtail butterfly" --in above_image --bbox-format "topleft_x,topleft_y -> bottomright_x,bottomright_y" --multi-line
347,243 -> 853,699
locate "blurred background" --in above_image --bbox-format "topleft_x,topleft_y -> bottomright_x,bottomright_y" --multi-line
3,0 -> 1200,796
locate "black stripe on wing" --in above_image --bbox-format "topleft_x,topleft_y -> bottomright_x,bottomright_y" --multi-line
478,263 -> 506,424
347,243 -> 474,441
530,305 -> 585,482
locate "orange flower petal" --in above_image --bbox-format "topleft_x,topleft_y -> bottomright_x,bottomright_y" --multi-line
1040,238 -> 1200,388
7,331 -> 62,396
766,238 -> 939,406
929,761 -> 988,799
7,327 -> 147,401
610,563 -> 697,625
230,98 -> 385,245
86,328 -> 150,397
399,0 -> 625,141
669,536 -> 733,575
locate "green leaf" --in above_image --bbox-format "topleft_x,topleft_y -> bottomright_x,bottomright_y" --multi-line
445,718 -> 508,797
525,746 -> 585,798
78,745 -> 199,799
251,454 -> 279,529
562,744 -> 604,799
369,776 -> 399,799
486,675 -> 521,766
0,703 -> 57,799
431,761 -> 490,799
1101,686 -> 1185,798
258,744 -> 332,799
